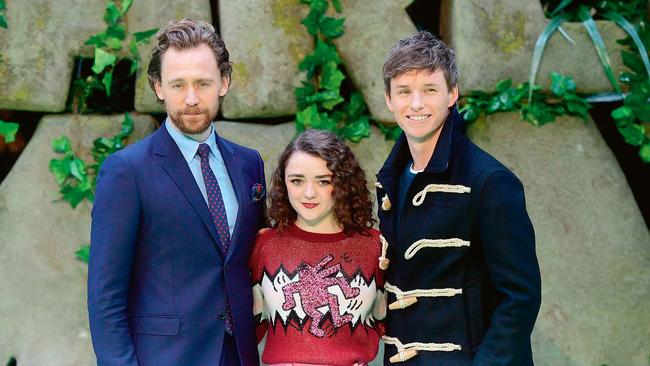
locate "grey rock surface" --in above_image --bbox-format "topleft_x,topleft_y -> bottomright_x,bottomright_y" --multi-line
131,0 -> 212,113
467,113 -> 650,366
0,114 -> 156,366
219,0 -> 312,119
441,0 -> 627,93
333,0 -> 417,124
0,1 -> 105,111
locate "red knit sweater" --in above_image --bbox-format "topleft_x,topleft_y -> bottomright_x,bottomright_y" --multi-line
249,224 -> 386,365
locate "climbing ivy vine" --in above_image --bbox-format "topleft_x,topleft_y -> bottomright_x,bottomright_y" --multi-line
49,113 -> 135,262
70,0 -> 157,113
296,0 -> 399,141
460,72 -> 591,126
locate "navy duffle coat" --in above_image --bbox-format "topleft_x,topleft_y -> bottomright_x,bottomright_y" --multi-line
376,107 -> 541,365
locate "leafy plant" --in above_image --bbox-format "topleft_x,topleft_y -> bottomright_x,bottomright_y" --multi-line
49,113 -> 134,262
0,0 -> 7,29
0,120 -> 19,143
49,113 -> 134,208
296,0 -> 392,142
612,20 -> 650,163
70,0 -> 157,112
460,72 -> 591,126
530,0 -> 650,99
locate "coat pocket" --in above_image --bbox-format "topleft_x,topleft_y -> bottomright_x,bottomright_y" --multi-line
128,315 -> 180,336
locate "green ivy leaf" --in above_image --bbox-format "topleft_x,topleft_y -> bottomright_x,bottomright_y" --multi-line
106,25 -> 126,41
616,122 -> 645,146
75,244 -> 90,263
121,0 -> 133,15
640,143 -> 650,163
320,61 -> 345,91
299,39 -> 340,78
340,115 -> 370,142
460,104 -> 482,122
104,2 -> 122,25
377,123 -> 402,141
0,120 -> 19,143
101,70 -> 113,96
344,92 -> 366,121
85,32 -> 108,48
105,36 -> 122,50
52,135 -> 72,154
297,104 -> 323,130
92,48 -> 117,74
48,158 -> 70,185
69,158 -> 88,182
320,16 -> 345,39
495,79 -> 512,93
331,0 -> 343,13
0,16 -> 7,29
611,105 -> 634,122
134,28 -> 158,45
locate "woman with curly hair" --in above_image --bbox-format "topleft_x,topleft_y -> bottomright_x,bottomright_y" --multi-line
249,129 -> 386,366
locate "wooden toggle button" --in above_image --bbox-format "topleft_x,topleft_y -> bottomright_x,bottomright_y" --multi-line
388,296 -> 418,310
389,349 -> 418,363
379,256 -> 390,270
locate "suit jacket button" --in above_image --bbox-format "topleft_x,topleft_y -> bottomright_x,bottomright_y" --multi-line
219,310 -> 226,320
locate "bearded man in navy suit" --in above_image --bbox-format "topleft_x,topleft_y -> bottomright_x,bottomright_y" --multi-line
88,19 -> 266,366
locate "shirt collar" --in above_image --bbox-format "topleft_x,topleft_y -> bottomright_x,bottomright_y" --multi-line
164,118 -> 218,163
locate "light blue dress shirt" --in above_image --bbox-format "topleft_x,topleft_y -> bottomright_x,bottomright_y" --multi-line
165,119 -> 238,236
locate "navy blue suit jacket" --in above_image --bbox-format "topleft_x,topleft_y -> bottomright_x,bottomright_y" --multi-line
88,125 -> 266,366
377,107 -> 541,365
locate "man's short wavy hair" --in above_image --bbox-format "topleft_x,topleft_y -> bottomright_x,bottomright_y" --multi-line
268,129 -> 376,235
147,19 -> 232,103
383,31 -> 459,96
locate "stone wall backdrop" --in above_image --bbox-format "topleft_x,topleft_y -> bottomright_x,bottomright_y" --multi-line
0,0 -> 648,365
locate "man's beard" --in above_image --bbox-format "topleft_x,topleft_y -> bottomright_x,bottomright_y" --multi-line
168,107 -> 218,135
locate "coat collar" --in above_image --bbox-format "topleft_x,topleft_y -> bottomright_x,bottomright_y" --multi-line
377,106 -> 463,198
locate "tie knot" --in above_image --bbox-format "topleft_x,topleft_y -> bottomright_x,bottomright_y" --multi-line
197,143 -> 211,160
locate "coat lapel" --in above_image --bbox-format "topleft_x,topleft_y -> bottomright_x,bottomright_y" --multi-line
153,126 -> 224,256
215,134 -> 249,262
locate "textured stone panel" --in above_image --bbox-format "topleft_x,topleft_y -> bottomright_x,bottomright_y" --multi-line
467,114 -> 650,366
0,114 -> 156,366
441,0 -> 627,93
0,1 -> 105,111
218,0 -> 312,119
333,0 -> 417,124
131,0 -> 212,113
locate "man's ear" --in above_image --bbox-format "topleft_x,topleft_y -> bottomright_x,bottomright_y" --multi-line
219,76 -> 230,97
448,85 -> 459,107
154,80 -> 164,101
385,91 -> 394,112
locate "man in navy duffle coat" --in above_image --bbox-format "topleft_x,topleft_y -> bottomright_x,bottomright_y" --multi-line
376,31 -> 541,365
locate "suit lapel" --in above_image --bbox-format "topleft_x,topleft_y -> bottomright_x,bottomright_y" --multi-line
215,134 -> 248,262
153,126 -> 224,256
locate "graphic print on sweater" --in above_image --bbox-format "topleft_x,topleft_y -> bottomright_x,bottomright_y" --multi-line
255,254 -> 380,338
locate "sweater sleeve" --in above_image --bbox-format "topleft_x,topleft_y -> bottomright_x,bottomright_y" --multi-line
371,230 -> 387,337
249,229 -> 270,344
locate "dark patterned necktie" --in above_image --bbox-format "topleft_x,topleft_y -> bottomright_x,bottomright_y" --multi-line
196,143 -> 234,334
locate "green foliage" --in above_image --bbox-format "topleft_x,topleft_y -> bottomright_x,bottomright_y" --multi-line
0,120 -> 19,143
49,113 -> 134,263
530,0 -> 650,99
613,20 -> 650,163
71,0 -> 157,112
0,0 -> 7,29
460,72 -> 591,126
49,113 -> 134,208
75,244 -> 90,263
295,0 -> 392,142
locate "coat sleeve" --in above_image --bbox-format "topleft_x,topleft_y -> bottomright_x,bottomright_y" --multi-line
472,170 -> 541,366
249,230 -> 269,344
87,153 -> 140,366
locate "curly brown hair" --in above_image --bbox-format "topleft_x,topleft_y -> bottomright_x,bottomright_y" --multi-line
268,129 -> 376,235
